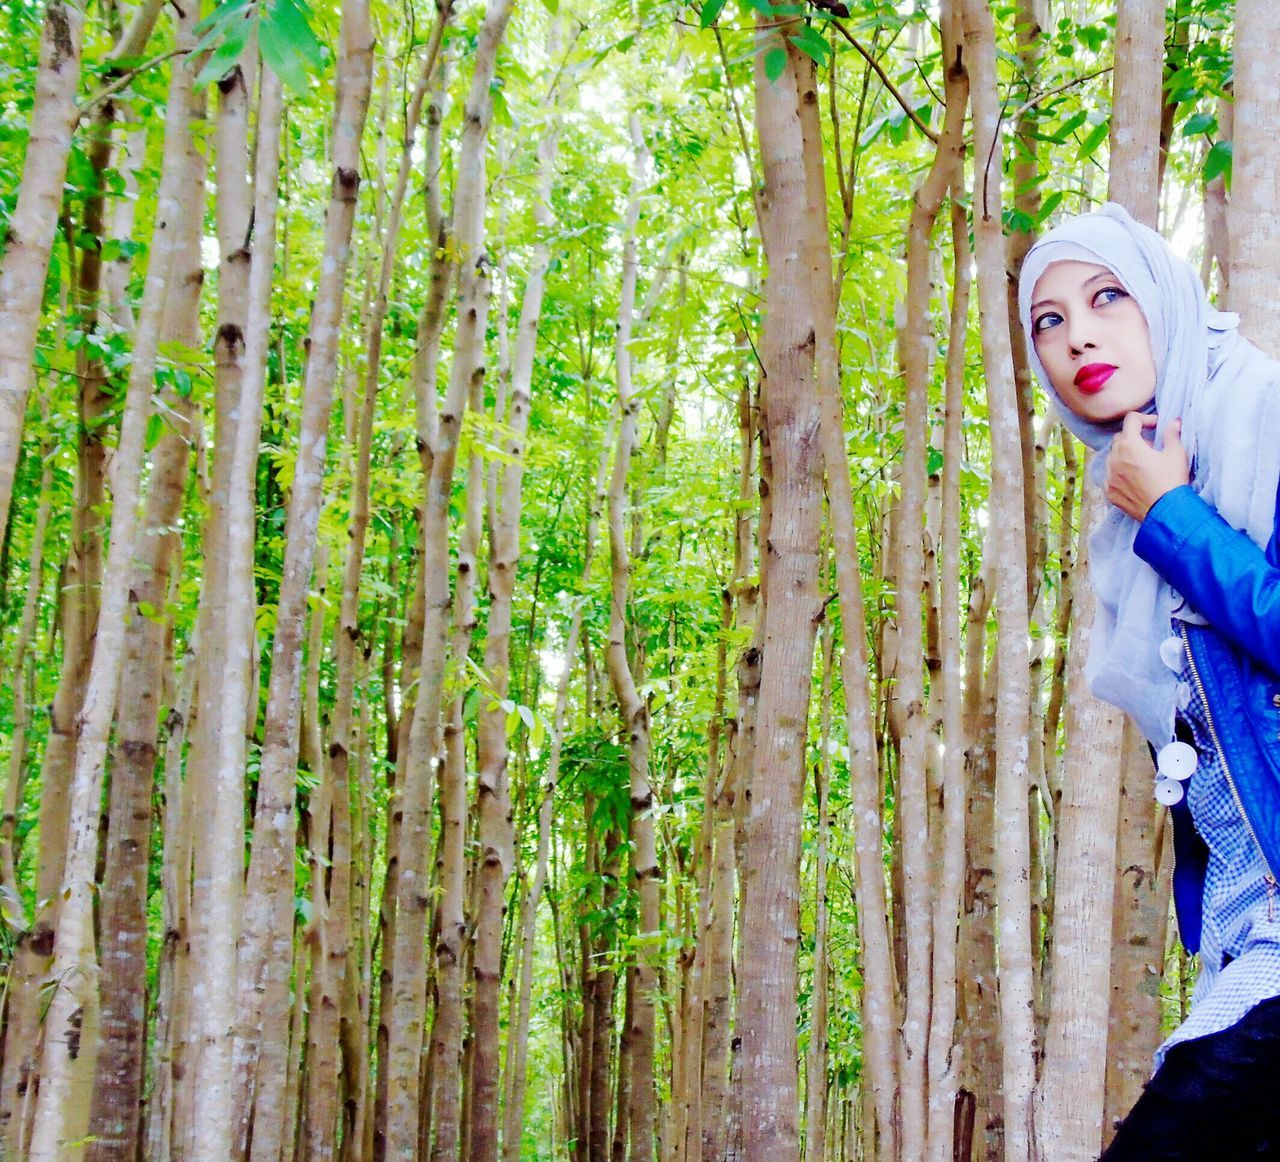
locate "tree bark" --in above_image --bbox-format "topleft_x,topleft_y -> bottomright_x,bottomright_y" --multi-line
385,0 -> 515,1150
0,0 -> 85,536
964,4 -> 1036,1158
598,112 -> 660,1162
85,58 -> 206,1152
187,64 -> 284,1156
232,7 -> 373,1154
495,66 -> 572,1158
739,22 -> 826,1159
1035,484 -> 1125,1161
25,16 -> 201,1154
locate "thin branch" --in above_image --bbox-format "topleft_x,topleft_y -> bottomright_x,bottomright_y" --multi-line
1001,65 -> 1113,127
734,301 -> 765,376
77,48 -> 189,118
714,27 -> 767,234
831,20 -> 939,145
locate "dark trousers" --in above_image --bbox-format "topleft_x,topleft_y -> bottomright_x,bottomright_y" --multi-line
1100,995 -> 1280,1159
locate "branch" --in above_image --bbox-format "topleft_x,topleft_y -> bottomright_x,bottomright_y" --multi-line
77,48 -> 189,118
1002,66 -> 1113,129
830,20 -> 939,145
714,27 -> 768,234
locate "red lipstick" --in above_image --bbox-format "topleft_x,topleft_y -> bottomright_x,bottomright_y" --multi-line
1074,363 -> 1117,395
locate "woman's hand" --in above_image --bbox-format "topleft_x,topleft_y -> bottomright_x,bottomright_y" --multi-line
1105,411 -> 1191,521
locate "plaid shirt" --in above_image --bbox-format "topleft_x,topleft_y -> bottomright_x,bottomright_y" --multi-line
1155,625 -> 1280,1069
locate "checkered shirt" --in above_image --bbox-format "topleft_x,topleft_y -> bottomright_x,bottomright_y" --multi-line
1155,624 -> 1280,1069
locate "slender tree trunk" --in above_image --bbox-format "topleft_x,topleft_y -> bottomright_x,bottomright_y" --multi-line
496,80 -> 574,1161
427,373 -> 485,1159
86,65 -> 207,1151
232,9 -> 373,1155
373,51 -> 452,1160
599,112 -> 659,1162
26,18 -> 202,1154
174,45 -> 254,1160
805,629 -> 834,1162
964,4 -> 1035,1158
385,0 -> 515,1150
740,22 -> 826,1159
0,0 -> 85,536
1035,484 -> 1124,1161
1033,5 -> 1163,1154
187,65 -> 285,1156
143,622 -> 197,1158
0,409 -> 52,1159
924,191 -> 973,1162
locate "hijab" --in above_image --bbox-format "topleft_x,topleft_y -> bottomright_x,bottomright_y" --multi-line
1017,202 -> 1280,745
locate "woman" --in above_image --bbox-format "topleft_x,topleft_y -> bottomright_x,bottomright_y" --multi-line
1018,203 -> 1280,1158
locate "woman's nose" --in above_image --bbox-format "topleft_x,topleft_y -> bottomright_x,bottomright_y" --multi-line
1066,319 -> 1097,357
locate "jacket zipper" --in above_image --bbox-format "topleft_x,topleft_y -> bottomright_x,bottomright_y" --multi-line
1180,623 -> 1279,920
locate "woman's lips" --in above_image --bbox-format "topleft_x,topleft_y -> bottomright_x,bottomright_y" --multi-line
1073,363 -> 1117,395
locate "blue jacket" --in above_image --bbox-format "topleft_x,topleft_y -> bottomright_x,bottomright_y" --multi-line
1133,483 -> 1280,954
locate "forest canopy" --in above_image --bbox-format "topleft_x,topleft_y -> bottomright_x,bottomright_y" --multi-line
0,0 -> 1259,1158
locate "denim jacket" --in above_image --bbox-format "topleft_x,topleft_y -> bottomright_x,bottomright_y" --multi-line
1133,483 -> 1280,953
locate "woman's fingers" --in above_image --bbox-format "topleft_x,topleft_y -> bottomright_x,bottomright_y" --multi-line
1106,412 -> 1190,520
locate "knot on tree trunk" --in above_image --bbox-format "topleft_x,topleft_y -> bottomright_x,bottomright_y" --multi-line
334,166 -> 361,198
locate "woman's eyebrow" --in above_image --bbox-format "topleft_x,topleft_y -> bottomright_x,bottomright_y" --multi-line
1083,270 -> 1121,289
1029,298 -> 1058,312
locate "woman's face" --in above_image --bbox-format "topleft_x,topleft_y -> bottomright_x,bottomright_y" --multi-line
1028,260 -> 1157,422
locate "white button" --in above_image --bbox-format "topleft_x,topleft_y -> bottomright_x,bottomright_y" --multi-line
1157,740 -> 1198,781
1155,776 -> 1185,806
1176,681 -> 1192,711
1160,636 -> 1185,671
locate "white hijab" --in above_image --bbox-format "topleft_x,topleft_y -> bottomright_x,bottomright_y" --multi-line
1017,203 -> 1280,745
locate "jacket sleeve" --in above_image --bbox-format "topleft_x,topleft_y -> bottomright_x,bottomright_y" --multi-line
1134,484 -> 1280,674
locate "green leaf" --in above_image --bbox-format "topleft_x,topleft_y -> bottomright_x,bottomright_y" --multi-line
789,25 -> 830,67
1182,111 -> 1216,137
1076,117 -> 1109,160
271,0 -> 324,71
195,15 -> 251,88
260,10 -> 311,96
1204,139 -> 1233,185
1037,188 -> 1065,224
764,46 -> 786,83
193,0 -> 253,39
700,0 -> 727,27
1050,109 -> 1087,144
145,412 -> 165,452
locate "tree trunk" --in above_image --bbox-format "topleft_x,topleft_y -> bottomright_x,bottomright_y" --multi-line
497,72 -> 573,1159
427,376 -> 485,1159
964,3 -> 1036,1157
175,46 -> 254,1160
232,8 -> 373,1154
740,22 -> 826,1159
1035,484 -> 1125,1161
187,64 -> 285,1156
0,0 -> 85,535
925,189 -> 973,1162
600,112 -> 659,1162
385,0 -> 515,1150
85,59 -> 207,1150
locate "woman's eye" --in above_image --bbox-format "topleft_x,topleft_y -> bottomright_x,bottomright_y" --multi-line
1094,286 -> 1128,306
1032,312 -> 1062,334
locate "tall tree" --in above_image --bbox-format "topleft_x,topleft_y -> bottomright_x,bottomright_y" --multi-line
0,0 -> 85,536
